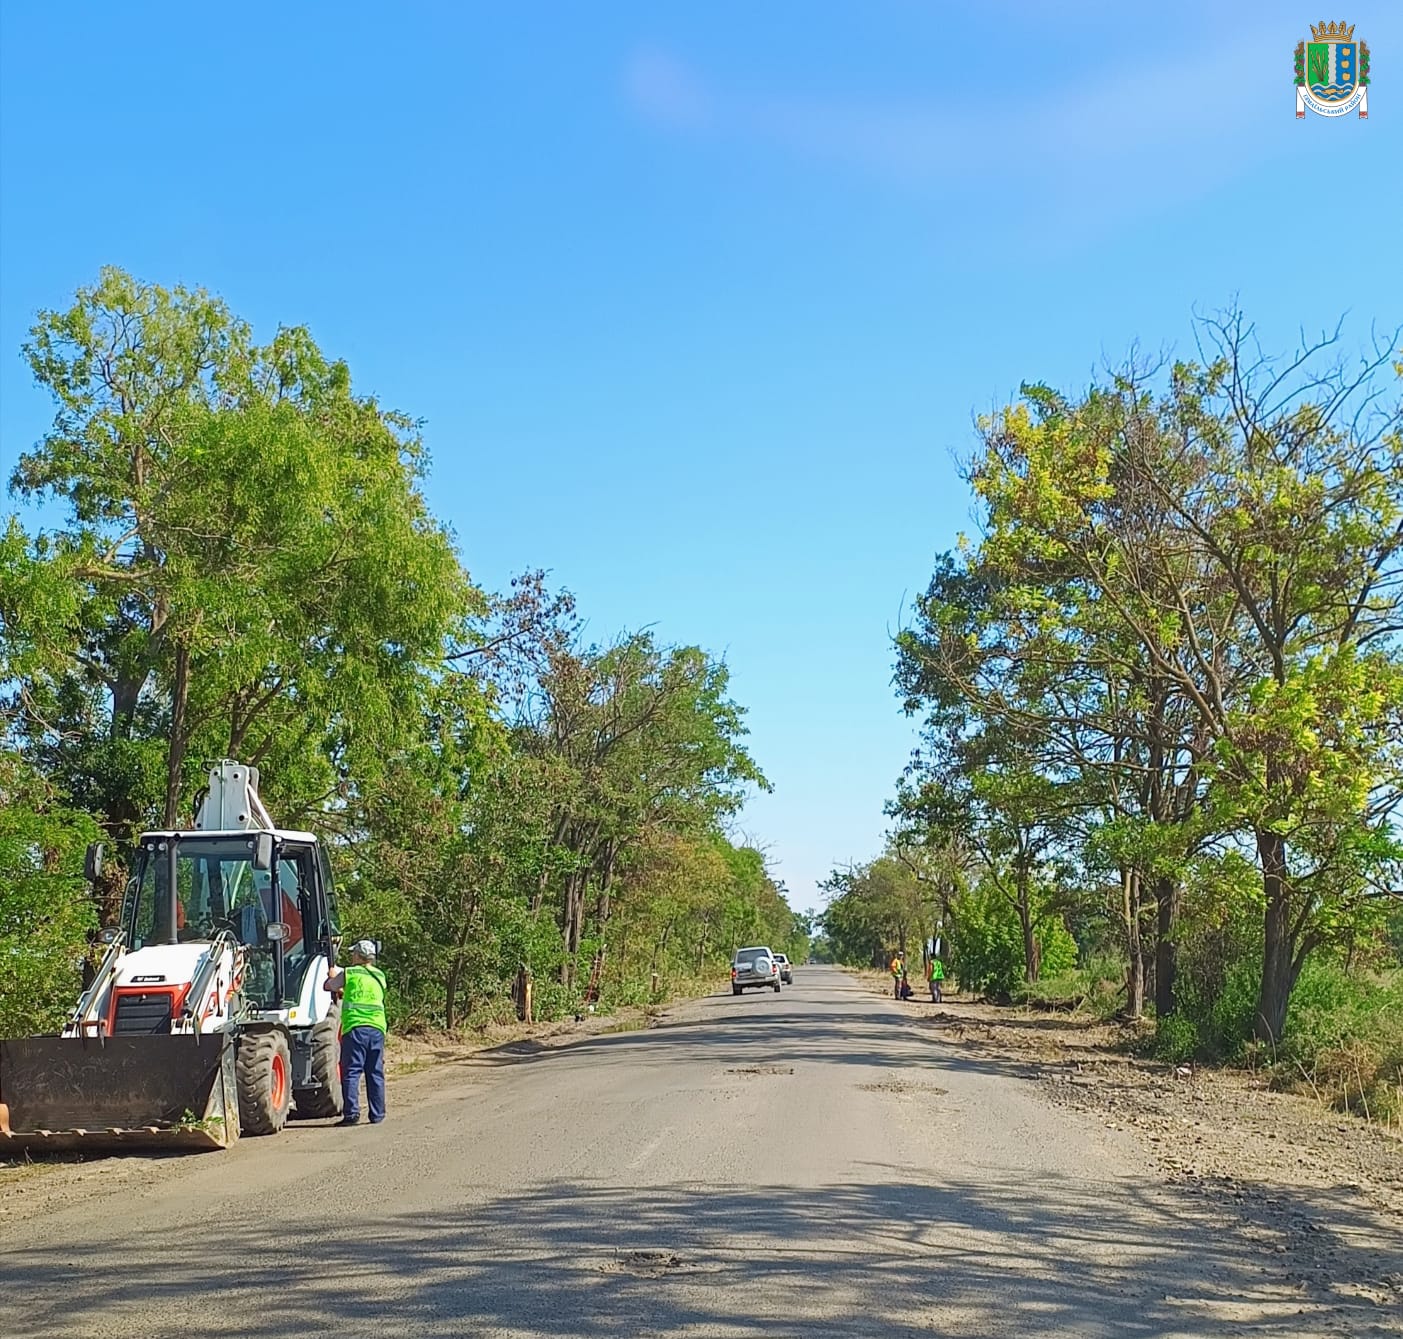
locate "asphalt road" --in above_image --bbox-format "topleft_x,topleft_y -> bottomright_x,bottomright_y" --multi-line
1,967 -> 1391,1338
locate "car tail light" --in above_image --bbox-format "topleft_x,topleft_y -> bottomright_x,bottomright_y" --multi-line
730,967 -> 736,978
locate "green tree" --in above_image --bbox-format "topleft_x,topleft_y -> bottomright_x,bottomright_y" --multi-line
491,597 -> 767,986
0,754 -> 102,1036
819,853 -> 930,967
952,876 -> 1077,999
5,267 -> 477,844
895,515 -> 1210,1018
1,270 -> 795,1037
967,317 -> 1403,1041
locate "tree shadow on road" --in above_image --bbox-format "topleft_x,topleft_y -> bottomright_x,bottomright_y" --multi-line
3,1170 -> 1398,1338
462,995 -> 1044,1087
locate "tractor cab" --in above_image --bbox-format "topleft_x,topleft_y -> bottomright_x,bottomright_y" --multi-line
124,829 -> 339,1012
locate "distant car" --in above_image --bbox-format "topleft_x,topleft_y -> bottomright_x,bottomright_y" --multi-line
731,946 -> 782,994
772,952 -> 793,984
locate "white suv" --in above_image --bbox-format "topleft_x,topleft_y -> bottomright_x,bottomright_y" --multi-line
731,947 -> 781,994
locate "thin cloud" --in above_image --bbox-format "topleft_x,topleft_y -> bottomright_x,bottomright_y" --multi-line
624,37 -> 1278,196
624,47 -> 714,131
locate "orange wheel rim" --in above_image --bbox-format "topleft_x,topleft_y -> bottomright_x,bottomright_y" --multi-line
271,1051 -> 287,1107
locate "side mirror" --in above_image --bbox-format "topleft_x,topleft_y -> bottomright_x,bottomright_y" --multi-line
252,832 -> 274,871
265,922 -> 289,943
98,926 -> 121,945
84,842 -> 105,883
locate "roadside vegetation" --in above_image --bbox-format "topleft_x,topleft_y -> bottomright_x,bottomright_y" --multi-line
819,312 -> 1403,1125
0,268 -> 805,1038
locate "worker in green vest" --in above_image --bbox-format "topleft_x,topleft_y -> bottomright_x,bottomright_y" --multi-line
927,953 -> 945,1003
324,940 -> 387,1126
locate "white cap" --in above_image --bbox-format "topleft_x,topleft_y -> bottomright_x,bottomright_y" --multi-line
351,939 -> 378,960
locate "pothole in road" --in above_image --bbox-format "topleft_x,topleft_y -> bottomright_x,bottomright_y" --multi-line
603,1249 -> 686,1276
858,1078 -> 948,1096
725,1064 -> 794,1076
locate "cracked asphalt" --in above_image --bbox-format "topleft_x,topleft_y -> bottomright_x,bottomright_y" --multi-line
2,966 -> 1397,1338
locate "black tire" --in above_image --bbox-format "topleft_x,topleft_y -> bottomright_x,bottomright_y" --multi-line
773,982 -> 781,993
294,1008 -> 343,1119
237,1028 -> 293,1135
732,985 -> 742,996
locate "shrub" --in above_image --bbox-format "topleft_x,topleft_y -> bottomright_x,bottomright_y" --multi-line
0,782 -> 101,1037
1161,938 -> 1403,1125
1152,1013 -> 1199,1064
1280,960 -> 1403,1125
1384,901 -> 1403,964
1041,918 -> 1079,978
1012,953 -> 1126,1017
1166,902 -> 1263,1060
952,881 -> 1079,1000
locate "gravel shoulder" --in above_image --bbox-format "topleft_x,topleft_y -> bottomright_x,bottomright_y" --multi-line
852,968 -> 1403,1316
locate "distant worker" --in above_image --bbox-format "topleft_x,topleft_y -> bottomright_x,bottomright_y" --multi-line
927,954 -> 945,1003
890,950 -> 904,1000
324,939 -> 387,1127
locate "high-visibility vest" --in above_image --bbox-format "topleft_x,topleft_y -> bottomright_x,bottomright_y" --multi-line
890,958 -> 902,976
931,959 -> 945,980
342,964 -> 388,1034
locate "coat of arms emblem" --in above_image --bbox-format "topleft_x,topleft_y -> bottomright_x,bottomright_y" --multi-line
1295,21 -> 1369,118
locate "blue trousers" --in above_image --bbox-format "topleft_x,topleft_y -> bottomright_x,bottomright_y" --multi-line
340,1025 -> 386,1122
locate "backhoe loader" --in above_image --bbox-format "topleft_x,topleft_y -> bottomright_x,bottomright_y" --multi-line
0,761 -> 343,1154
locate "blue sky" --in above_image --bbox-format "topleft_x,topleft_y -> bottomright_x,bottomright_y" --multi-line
2,2 -> 1400,912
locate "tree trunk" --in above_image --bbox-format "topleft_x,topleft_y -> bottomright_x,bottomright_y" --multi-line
649,922 -> 673,976
1123,867 -> 1145,1019
1153,874 -> 1179,1017
568,877 -> 584,958
1141,897 -> 1158,1006
1253,828 -> 1294,1044
445,956 -> 462,1029
444,894 -> 478,1029
163,642 -> 191,827
110,661 -> 150,743
1018,896 -> 1039,984
533,814 -> 571,915
595,839 -> 618,924
513,967 -> 533,1022
560,866 -> 587,985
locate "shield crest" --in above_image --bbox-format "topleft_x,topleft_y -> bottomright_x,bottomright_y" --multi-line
1307,40 -> 1357,100
1295,23 -> 1369,120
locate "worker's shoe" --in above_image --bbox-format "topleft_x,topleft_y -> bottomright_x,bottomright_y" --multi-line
334,1116 -> 360,1127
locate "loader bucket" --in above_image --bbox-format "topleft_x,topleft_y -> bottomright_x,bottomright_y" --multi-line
0,1033 -> 239,1156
